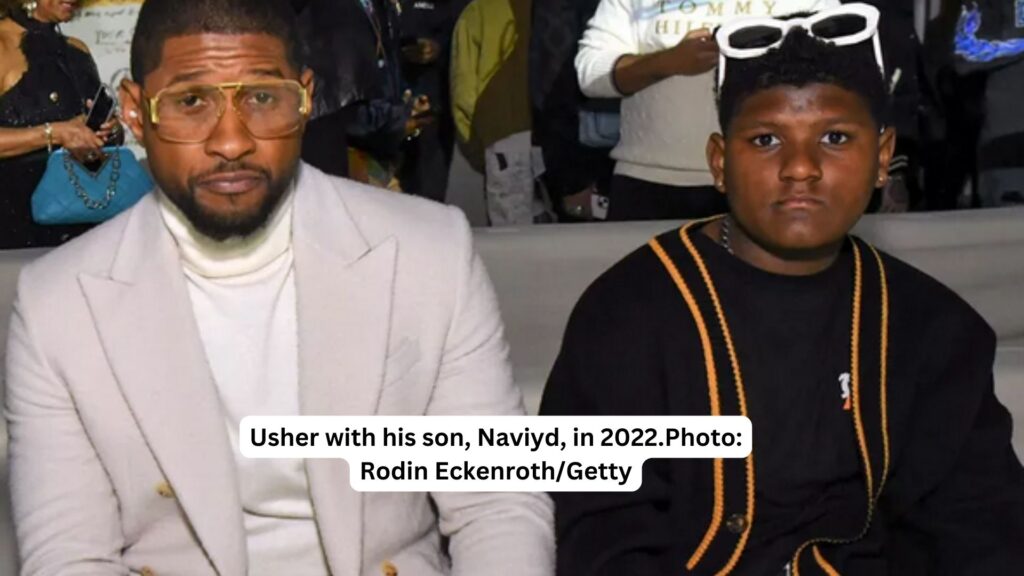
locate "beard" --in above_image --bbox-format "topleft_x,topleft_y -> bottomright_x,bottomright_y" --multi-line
164,160 -> 298,242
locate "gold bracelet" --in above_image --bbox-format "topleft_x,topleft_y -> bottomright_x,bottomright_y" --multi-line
43,122 -> 54,154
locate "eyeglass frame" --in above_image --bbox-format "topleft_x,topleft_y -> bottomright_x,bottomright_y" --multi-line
714,3 -> 885,90
144,79 -> 312,143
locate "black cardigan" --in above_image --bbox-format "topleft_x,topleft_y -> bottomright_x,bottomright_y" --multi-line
540,223 -> 1024,575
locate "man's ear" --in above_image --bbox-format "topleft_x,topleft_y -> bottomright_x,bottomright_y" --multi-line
119,78 -> 145,143
707,132 -> 727,194
876,126 -> 897,186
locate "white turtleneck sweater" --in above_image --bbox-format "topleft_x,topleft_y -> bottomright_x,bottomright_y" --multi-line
159,190 -> 330,576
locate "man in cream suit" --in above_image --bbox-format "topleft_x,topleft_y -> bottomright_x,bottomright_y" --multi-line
3,0 -> 554,574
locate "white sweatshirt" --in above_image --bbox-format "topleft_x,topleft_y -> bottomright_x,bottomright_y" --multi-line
576,0 -> 840,187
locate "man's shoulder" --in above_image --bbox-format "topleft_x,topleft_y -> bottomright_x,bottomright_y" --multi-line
872,245 -> 995,345
569,228 -> 681,325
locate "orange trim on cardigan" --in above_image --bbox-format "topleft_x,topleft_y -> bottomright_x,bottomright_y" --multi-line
653,229 -> 891,576
793,240 -> 896,575
678,224 -> 756,576
648,237 -> 726,571
850,243 -> 874,501
867,244 -> 891,499
813,545 -> 841,576
793,242 -> 865,576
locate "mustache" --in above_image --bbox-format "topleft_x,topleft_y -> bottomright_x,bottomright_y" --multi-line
191,162 -> 271,183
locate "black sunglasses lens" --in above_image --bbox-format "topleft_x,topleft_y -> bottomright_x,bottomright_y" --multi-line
810,14 -> 868,39
729,26 -> 783,49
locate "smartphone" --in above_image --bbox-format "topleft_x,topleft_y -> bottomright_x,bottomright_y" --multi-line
85,85 -> 116,132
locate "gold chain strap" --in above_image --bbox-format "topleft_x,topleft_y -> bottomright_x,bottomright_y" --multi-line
61,149 -> 121,210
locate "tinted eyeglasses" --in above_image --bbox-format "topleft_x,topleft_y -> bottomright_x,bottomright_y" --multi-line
145,80 -> 311,143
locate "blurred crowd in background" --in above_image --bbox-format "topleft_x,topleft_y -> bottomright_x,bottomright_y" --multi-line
292,0 -> 1024,225
2,0 -> 1023,248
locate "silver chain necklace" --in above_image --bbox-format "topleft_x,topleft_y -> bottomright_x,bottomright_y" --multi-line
719,216 -> 734,255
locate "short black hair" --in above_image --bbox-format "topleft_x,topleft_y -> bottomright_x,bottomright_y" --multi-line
130,0 -> 303,85
715,26 -> 890,133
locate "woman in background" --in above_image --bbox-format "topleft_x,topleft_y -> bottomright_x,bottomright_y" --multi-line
0,0 -> 117,248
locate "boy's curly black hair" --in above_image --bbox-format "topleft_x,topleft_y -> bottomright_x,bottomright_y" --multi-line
715,24 -> 891,134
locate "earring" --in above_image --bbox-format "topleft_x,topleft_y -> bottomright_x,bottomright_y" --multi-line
128,110 -> 138,118
22,1 -> 37,18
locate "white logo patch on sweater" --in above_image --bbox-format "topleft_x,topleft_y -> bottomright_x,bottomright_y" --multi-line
838,372 -> 852,411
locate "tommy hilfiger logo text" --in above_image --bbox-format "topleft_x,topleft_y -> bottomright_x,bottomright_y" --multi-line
651,1 -> 783,35
655,0 -> 780,15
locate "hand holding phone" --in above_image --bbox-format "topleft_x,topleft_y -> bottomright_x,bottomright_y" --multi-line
52,116 -> 104,156
85,85 -> 116,132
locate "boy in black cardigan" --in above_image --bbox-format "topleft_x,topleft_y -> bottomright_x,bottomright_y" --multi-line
540,13 -> 1024,576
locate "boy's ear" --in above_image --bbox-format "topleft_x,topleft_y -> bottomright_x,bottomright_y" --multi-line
707,133 -> 727,194
119,78 -> 145,143
875,126 -> 897,187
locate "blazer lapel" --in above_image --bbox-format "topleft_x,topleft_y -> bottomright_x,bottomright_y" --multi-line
79,196 -> 247,576
293,168 -> 398,576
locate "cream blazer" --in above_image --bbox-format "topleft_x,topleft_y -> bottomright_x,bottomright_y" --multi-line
4,164 -> 554,576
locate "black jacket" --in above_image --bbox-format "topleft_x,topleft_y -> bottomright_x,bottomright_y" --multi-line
541,224 -> 1024,575
529,0 -> 616,211
293,0 -> 409,160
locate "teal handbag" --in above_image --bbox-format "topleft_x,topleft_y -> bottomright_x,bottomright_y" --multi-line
31,147 -> 153,225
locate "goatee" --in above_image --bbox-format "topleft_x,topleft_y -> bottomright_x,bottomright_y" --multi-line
166,161 -> 297,241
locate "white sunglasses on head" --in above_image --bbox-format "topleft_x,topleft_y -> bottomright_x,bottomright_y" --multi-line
714,3 -> 885,89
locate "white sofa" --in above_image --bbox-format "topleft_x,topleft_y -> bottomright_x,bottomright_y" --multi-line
1,208 -> 1022,574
